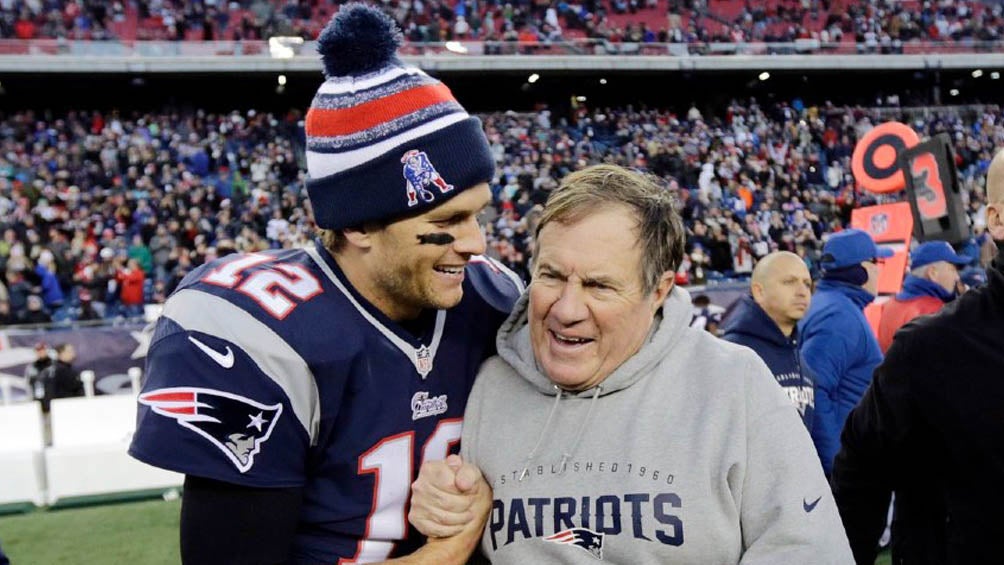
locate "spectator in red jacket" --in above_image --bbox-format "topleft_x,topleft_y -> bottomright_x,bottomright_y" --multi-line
14,16 -> 36,39
116,258 -> 146,318
877,240 -> 970,353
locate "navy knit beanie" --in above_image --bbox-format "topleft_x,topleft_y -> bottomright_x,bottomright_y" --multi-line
305,3 -> 495,230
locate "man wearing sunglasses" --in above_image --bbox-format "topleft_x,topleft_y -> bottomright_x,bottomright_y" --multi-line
800,228 -> 893,477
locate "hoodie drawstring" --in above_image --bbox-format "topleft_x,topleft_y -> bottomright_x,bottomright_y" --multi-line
519,385 -> 563,481
557,385 -> 601,474
519,384 -> 603,480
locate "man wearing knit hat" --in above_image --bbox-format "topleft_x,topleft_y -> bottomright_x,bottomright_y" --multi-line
799,228 -> 892,477
129,5 -> 523,563
876,240 -> 970,353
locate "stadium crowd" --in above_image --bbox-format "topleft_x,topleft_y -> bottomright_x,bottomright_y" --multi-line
722,0 -> 1004,46
0,98 -> 999,326
2,0 -> 1001,50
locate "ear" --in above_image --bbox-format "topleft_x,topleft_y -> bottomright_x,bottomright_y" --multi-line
987,203 -> 1004,242
925,264 -> 939,281
342,226 -> 373,250
650,271 -> 675,312
750,280 -> 764,302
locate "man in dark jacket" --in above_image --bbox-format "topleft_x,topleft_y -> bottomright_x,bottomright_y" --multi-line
24,341 -> 52,402
722,251 -> 815,430
832,149 -> 1004,564
47,343 -> 84,400
34,343 -> 84,413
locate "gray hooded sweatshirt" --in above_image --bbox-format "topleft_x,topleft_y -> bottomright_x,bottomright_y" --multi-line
461,286 -> 853,564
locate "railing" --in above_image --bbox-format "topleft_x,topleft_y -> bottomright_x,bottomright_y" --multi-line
0,38 -> 1002,58
869,104 -> 1001,119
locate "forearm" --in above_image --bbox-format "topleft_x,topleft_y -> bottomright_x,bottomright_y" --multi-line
180,475 -> 302,565
380,528 -> 483,565
394,455 -> 492,565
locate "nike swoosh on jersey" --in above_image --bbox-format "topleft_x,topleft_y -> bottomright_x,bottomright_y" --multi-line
803,496 -> 822,513
188,336 -> 235,369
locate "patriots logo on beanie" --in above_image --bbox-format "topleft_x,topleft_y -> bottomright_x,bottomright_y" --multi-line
402,149 -> 453,206
305,3 -> 495,230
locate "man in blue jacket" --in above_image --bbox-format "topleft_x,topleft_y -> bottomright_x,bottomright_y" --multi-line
800,228 -> 892,476
722,251 -> 815,430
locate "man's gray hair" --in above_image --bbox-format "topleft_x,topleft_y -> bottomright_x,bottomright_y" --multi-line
535,164 -> 685,294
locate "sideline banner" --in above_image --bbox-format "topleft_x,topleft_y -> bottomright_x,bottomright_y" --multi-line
0,323 -> 151,402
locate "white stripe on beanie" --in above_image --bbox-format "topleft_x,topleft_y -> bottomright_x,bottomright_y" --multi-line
306,112 -> 469,178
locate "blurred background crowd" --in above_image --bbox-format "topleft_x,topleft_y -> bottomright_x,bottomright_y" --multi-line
0,99 -> 999,325
2,0 -> 1002,50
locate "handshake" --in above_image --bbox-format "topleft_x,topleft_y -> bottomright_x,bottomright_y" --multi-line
410,454 -> 491,539
403,454 -> 492,564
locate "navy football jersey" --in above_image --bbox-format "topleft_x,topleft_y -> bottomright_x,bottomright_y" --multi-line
129,240 -> 523,563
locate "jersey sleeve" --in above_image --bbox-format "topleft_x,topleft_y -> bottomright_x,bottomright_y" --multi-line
129,287 -> 320,489
466,255 -> 525,315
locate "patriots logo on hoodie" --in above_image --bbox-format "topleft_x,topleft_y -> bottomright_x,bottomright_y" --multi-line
139,387 -> 282,473
544,528 -> 605,559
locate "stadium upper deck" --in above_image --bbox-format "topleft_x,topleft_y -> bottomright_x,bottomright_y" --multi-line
1,0 -> 1001,55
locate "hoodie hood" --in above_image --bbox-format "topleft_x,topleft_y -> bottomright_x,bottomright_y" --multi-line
495,284 -> 695,398
815,278 -> 875,309
896,273 -> 955,302
721,294 -> 794,347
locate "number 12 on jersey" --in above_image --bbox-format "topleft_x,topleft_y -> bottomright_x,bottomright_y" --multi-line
203,253 -> 323,320
341,419 -> 463,564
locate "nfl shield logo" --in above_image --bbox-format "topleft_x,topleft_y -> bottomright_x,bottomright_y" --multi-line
415,345 -> 433,378
870,213 -> 889,235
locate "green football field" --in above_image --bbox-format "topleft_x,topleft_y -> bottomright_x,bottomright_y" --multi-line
0,499 -> 181,564
0,498 -> 892,564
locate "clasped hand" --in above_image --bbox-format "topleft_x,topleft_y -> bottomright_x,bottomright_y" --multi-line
409,454 -> 491,539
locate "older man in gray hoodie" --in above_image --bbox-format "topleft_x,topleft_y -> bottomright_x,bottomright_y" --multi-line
412,165 -> 852,564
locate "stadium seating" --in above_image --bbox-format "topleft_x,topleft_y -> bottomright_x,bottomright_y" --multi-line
2,0 -> 997,50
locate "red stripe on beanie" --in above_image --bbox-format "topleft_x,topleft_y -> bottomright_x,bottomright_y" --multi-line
306,83 -> 457,137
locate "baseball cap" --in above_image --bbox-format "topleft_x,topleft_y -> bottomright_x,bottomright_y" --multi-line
910,241 -> 971,269
820,228 -> 894,270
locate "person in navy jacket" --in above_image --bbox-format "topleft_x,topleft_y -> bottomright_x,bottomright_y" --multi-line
722,251 -> 815,431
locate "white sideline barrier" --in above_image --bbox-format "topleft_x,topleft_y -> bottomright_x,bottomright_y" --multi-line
0,402 -> 46,506
44,395 -> 182,505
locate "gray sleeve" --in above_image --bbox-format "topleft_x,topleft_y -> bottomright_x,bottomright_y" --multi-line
737,354 -> 855,565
